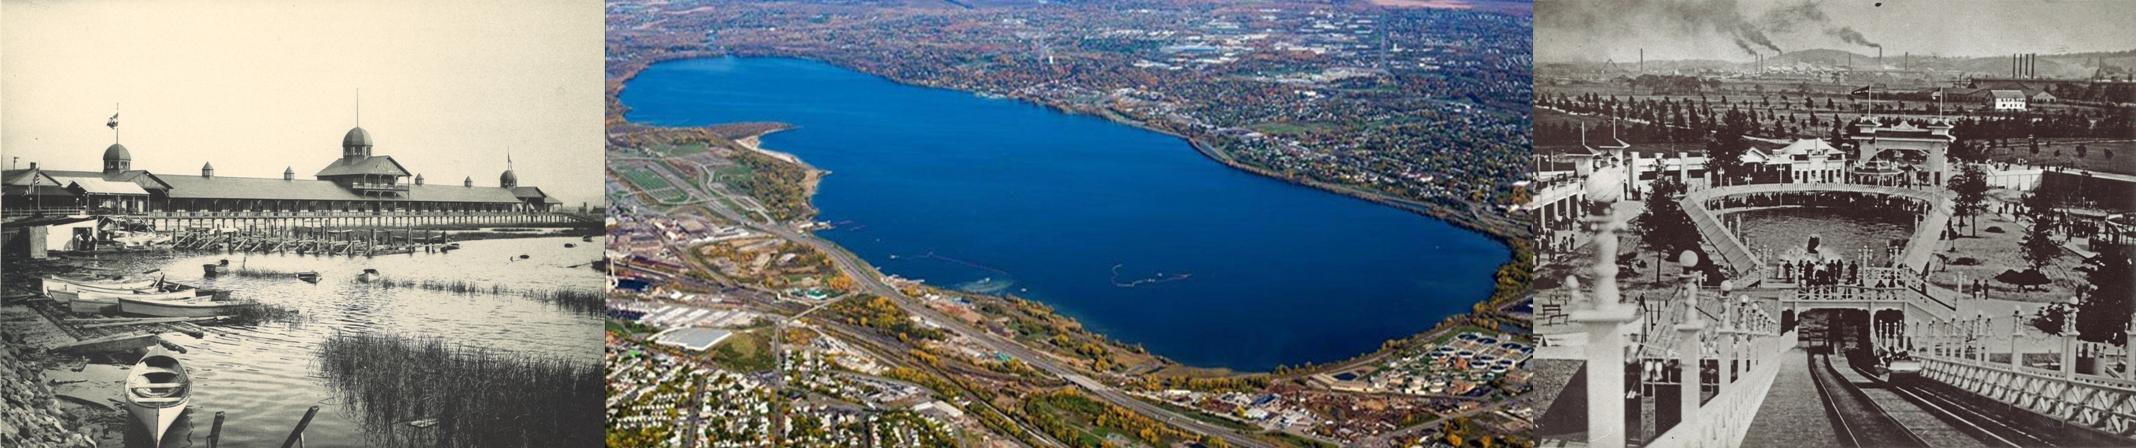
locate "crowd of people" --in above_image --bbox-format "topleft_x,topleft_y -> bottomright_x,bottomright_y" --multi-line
1780,258 -> 1864,287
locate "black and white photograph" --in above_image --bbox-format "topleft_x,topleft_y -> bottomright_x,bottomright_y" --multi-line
1521,0 -> 2136,447
1,1 -> 605,447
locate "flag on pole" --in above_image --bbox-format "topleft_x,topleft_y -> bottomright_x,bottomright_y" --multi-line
107,112 -> 120,129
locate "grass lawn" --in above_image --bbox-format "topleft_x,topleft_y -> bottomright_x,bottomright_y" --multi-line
650,141 -> 711,157
618,166 -> 675,192
709,329 -> 778,373
712,164 -> 757,179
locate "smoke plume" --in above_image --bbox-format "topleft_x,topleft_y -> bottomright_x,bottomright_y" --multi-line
1825,26 -> 1881,48
1538,0 -> 1880,58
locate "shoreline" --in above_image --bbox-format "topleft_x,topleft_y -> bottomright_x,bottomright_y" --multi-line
611,54 -> 1534,374
734,128 -> 828,202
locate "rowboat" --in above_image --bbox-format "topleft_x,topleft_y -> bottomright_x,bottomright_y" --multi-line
46,281 -> 176,314
297,271 -> 321,283
125,347 -> 190,447
118,295 -> 257,318
357,268 -> 382,282
42,276 -> 159,296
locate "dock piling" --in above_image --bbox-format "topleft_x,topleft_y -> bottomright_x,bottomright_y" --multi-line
208,411 -> 226,448
280,406 -> 320,448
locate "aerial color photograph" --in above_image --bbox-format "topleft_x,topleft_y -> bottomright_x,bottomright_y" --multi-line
602,0 -> 1536,447
1524,0 -> 2135,447
0,1 -> 605,447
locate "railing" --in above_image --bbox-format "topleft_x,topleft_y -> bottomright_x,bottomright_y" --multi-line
136,210 -> 537,218
347,182 -> 410,192
1679,196 -> 1765,282
1917,355 -> 2136,437
1645,330 -> 1799,448
1,206 -> 89,218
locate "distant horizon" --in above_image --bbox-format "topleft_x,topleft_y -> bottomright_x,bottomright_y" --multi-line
1540,46 -> 2136,65
1536,0 -> 2136,64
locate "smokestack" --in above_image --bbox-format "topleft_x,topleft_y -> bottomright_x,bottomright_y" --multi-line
1877,47 -> 1882,68
1639,48 -> 1644,75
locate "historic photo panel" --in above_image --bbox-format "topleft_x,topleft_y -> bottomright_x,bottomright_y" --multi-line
1525,0 -> 2136,447
0,1 -> 605,447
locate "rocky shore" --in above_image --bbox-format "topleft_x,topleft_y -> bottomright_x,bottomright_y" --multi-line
0,339 -> 95,447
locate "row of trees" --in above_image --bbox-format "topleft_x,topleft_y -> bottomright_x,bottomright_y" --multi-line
1539,91 -> 2135,149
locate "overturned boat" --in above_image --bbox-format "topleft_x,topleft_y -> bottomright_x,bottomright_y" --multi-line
125,347 -> 191,447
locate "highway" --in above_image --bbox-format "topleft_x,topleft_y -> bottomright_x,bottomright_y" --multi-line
669,182 -> 1278,448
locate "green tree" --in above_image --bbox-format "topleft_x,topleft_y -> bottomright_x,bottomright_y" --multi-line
1950,165 -> 1991,237
1705,109 -> 1754,185
2018,191 -> 2063,271
1635,176 -> 1700,257
2075,253 -> 2136,346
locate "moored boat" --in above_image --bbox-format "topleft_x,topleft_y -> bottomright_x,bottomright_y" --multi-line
125,347 -> 191,447
297,271 -> 321,283
357,268 -> 382,282
42,276 -> 159,295
47,281 -> 180,314
118,295 -> 258,318
202,262 -> 230,277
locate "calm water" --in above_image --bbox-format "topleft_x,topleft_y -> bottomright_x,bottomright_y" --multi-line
621,57 -> 1509,370
48,237 -> 601,447
1734,206 -> 1914,265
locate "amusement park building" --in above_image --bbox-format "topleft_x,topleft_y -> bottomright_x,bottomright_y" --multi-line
2,126 -> 559,217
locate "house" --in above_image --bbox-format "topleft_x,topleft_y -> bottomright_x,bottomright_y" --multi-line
2026,89 -> 2058,104
1987,90 -> 2028,110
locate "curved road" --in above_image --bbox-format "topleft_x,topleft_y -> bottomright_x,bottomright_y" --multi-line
676,188 -> 1277,448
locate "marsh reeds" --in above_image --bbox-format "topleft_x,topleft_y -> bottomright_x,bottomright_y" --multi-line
371,278 -> 603,315
317,332 -> 601,448
228,267 -> 311,280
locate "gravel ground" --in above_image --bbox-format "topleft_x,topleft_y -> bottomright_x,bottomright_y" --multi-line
1,334 -> 97,447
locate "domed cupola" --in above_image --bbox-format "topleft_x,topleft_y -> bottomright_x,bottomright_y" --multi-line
102,143 -> 132,174
415,173 -> 426,185
342,126 -> 373,159
284,166 -> 296,181
499,169 -> 518,189
201,162 -> 216,179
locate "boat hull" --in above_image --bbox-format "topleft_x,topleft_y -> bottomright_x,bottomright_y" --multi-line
79,289 -> 198,302
69,295 -> 118,314
128,402 -> 187,447
43,277 -> 158,293
126,348 -> 190,447
118,297 -> 255,318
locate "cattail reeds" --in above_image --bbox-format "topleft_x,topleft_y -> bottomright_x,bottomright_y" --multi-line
317,332 -> 601,448
370,278 -> 604,315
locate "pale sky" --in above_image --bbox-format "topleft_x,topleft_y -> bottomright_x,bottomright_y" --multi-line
2,0 -> 603,207
1538,0 -> 2136,63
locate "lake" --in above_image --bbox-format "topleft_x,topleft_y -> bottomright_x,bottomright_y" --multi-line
620,57 -> 1509,370
47,236 -> 601,447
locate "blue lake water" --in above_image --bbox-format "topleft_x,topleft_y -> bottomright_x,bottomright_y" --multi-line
620,57 -> 1509,370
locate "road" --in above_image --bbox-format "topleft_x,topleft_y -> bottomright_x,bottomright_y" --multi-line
673,186 -> 1277,448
